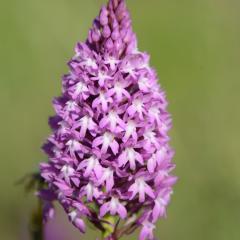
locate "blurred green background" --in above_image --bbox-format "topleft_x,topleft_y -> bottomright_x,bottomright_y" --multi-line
0,0 -> 240,239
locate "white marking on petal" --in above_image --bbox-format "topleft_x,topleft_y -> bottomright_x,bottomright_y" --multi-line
139,77 -> 151,89
80,116 -> 91,129
102,168 -> 113,180
105,57 -> 119,69
126,148 -> 135,161
122,63 -> 135,75
66,139 -> 79,150
136,178 -> 146,193
75,81 -> 87,94
85,58 -> 97,69
85,182 -> 94,199
87,156 -> 99,170
68,210 -> 77,222
156,196 -> 167,207
53,147 -> 61,157
149,106 -> 160,116
114,82 -> 123,94
144,130 -> 156,143
98,71 -> 108,81
108,111 -> 118,127
58,121 -> 69,134
66,101 -> 78,111
103,132 -> 114,146
109,197 -> 119,212
61,165 -> 74,180
125,121 -> 136,138
125,148 -> 137,169
158,146 -> 167,156
133,99 -> 143,112
99,91 -> 108,104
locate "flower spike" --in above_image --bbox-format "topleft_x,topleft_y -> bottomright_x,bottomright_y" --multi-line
39,0 -> 177,239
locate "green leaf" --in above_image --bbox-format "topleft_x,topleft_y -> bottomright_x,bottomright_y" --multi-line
101,215 -> 118,239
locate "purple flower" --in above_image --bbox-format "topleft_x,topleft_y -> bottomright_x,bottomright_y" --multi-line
77,155 -> 102,178
39,0 -> 177,239
139,221 -> 155,240
73,115 -> 97,138
81,182 -> 102,201
100,197 -> 127,219
68,210 -> 86,233
118,147 -> 144,171
93,131 -> 119,155
99,109 -> 125,133
129,177 -> 155,203
92,91 -> 113,112
152,189 -> 173,222
97,167 -> 114,192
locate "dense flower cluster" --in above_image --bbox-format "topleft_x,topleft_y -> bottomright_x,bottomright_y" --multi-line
39,0 -> 177,239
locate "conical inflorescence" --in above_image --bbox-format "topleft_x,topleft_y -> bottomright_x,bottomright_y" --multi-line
39,0 -> 177,239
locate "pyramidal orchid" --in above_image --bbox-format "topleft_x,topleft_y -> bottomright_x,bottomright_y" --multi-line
39,0 -> 177,239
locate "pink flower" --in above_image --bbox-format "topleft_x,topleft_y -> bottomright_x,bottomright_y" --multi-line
91,68 -> 113,87
152,189 -> 172,222
73,115 -> 97,138
68,210 -> 86,233
39,1 -> 176,240
81,182 -> 102,201
66,139 -> 87,158
139,221 -> 155,240
92,91 -> 113,112
93,132 -> 119,155
77,156 -> 102,178
100,197 -> 127,219
97,167 -> 114,192
69,80 -> 90,100
118,147 -> 143,170
99,110 -> 125,133
129,177 -> 155,202
107,80 -> 131,102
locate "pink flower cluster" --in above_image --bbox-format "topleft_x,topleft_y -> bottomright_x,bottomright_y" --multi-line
39,0 -> 177,239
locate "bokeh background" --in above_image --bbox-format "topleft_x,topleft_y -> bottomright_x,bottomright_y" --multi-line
1,0 -> 240,239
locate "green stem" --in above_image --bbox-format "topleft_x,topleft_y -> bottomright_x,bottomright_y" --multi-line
29,199 -> 43,240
